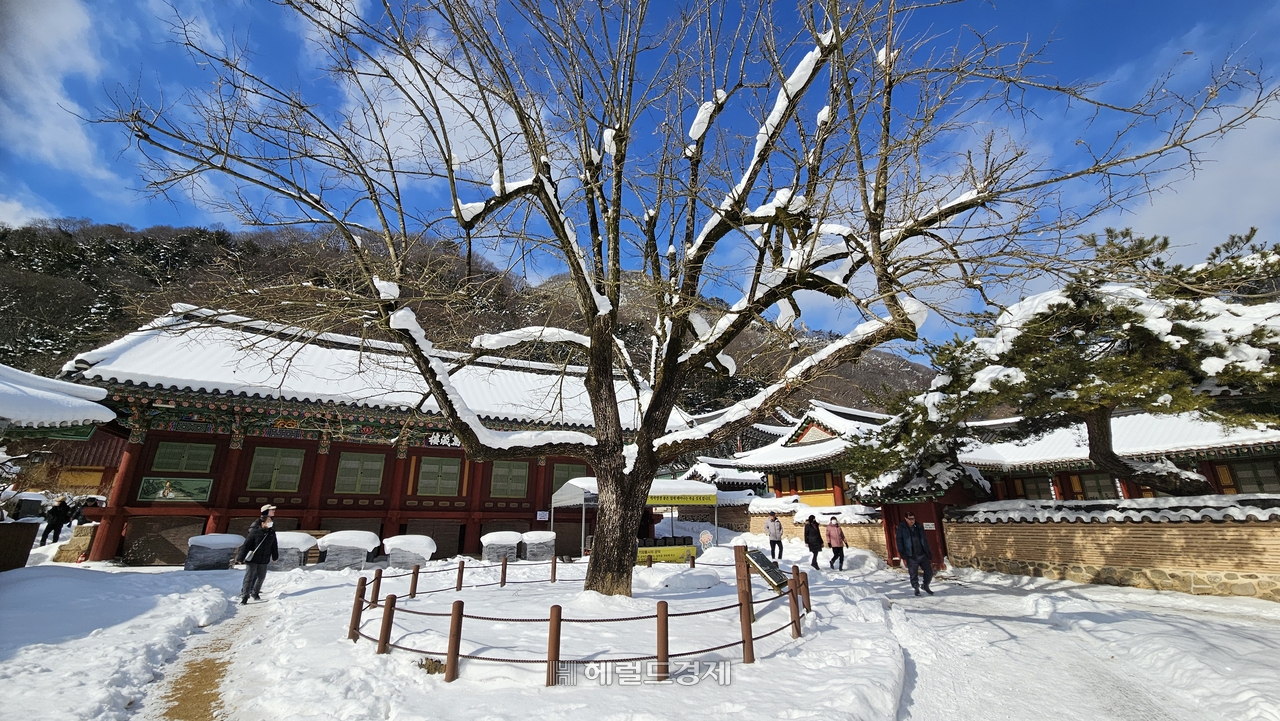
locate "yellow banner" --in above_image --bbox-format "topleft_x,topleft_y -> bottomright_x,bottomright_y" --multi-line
635,545 -> 695,563
646,494 -> 717,506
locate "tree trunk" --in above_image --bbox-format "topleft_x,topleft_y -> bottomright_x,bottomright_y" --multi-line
583,465 -> 650,596
1081,407 -> 1212,495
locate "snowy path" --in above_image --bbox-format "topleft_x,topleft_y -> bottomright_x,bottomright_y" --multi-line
4,538 -> 1280,720
867,568 -> 1280,721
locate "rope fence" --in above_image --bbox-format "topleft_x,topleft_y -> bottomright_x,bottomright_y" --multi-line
346,546 -> 813,685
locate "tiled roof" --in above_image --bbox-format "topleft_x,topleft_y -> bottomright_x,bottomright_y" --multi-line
64,308 -> 667,431
0,363 -> 116,428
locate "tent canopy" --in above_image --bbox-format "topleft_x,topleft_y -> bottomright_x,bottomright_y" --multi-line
551,477 -> 719,508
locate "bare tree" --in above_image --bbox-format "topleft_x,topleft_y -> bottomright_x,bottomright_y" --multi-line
102,0 -> 1276,594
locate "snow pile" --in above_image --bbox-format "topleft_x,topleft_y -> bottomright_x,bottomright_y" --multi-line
187,533 -> 245,550
748,494 -> 805,514
317,530 -> 381,552
382,535 -> 438,556
0,566 -> 232,720
481,531 -> 521,562
948,493 -> 1280,524
384,534 -> 438,567
480,531 -> 523,545
632,566 -> 722,592
521,531 -> 555,543
275,531 -> 319,551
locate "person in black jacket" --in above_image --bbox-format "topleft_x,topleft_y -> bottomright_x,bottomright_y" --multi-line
803,515 -> 823,569
895,512 -> 933,596
40,497 -> 73,546
236,505 -> 280,604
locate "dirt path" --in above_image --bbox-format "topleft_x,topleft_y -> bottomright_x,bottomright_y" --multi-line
142,604 -> 264,721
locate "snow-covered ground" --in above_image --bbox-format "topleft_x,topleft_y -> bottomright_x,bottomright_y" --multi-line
2,536 -> 1279,720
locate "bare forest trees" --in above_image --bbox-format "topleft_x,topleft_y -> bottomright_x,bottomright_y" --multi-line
103,0 -> 1276,594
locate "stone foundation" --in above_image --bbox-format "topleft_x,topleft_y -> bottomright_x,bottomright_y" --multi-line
945,519 -> 1280,603
52,524 -> 96,563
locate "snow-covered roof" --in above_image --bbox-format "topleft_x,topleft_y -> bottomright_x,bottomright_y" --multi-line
552,476 -> 722,507
733,405 -> 881,472
0,363 -> 116,429
680,457 -> 765,486
947,494 -> 1280,524
64,306 -> 670,431
959,412 -> 1280,471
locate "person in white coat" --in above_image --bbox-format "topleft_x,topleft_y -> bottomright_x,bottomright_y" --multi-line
764,512 -> 784,559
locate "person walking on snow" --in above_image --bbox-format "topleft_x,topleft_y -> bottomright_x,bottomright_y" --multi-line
236,504 -> 279,605
826,518 -> 846,571
803,515 -> 823,569
764,512 -> 784,559
896,512 -> 934,596
40,497 -> 73,546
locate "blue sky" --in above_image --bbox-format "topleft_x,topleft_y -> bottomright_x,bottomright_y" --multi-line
2,0 -> 1280,313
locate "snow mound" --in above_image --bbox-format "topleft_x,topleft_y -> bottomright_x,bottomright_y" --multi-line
317,530 -> 380,551
275,531 -> 319,551
187,533 -> 244,550
383,535 -> 437,556
480,531 -> 523,546
521,531 -> 555,543
748,494 -> 804,514
633,566 -> 722,592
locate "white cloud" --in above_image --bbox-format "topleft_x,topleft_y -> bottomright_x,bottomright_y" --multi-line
0,0 -> 118,182
1097,119 -> 1280,263
0,191 -> 54,226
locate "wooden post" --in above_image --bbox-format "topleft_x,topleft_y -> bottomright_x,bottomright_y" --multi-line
734,545 -> 755,663
409,564 -> 420,599
787,574 -> 802,639
370,568 -> 383,607
656,600 -> 669,681
500,556 -> 508,587
545,604 -> 563,687
551,555 -> 557,583
689,551 -> 695,568
376,594 -> 397,654
445,600 -> 464,683
799,571 -> 811,613
456,559 -> 465,592
646,553 -> 653,568
348,576 -> 367,642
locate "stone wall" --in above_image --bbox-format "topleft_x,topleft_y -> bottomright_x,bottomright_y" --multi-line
748,513 -> 888,559
945,519 -> 1280,602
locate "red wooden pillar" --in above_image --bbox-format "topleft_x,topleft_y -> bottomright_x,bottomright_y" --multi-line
534,457 -> 549,527
383,451 -> 408,538
89,440 -> 142,561
206,442 -> 245,534
463,460 -> 484,553
303,437 -> 330,529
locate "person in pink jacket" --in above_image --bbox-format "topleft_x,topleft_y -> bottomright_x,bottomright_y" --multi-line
825,518 -> 846,570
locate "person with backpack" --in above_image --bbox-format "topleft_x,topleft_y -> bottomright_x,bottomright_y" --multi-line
895,512 -> 934,596
764,512 -> 784,559
236,505 -> 279,605
825,518 -> 847,571
803,515 -> 823,569
40,497 -> 73,546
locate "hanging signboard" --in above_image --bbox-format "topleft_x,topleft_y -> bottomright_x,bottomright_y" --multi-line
645,493 -> 717,506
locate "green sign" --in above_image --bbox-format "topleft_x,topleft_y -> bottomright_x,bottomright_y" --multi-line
138,477 -> 213,502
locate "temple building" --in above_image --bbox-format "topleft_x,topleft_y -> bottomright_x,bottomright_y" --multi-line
63,305 -> 694,562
